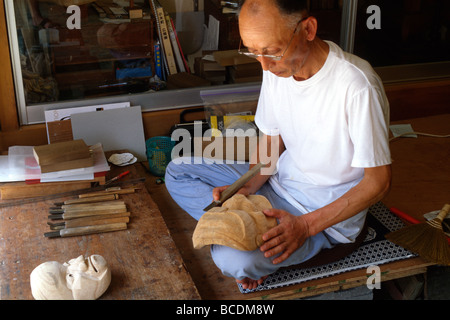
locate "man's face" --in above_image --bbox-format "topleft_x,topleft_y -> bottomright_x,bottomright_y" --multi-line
238,5 -> 310,78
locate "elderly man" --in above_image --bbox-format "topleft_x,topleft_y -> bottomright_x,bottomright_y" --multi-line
165,0 -> 391,290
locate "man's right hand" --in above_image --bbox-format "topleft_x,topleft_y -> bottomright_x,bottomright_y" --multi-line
212,185 -> 253,201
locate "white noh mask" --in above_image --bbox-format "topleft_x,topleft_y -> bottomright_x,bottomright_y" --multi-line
30,255 -> 111,300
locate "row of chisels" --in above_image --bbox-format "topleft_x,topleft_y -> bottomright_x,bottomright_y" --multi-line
44,187 -> 137,238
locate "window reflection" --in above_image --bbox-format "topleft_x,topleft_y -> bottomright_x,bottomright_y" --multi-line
14,0 -> 154,104
354,0 -> 450,67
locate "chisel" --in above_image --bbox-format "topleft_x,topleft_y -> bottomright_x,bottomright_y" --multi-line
203,162 -> 265,211
44,223 -> 128,238
53,194 -> 119,206
48,206 -> 128,220
49,200 -> 126,214
47,213 -> 130,230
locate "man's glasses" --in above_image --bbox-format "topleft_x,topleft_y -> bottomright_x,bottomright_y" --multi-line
238,17 -> 308,61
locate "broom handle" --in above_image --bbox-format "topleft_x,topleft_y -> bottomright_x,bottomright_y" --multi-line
390,207 -> 421,224
436,204 -> 450,221
390,206 -> 450,245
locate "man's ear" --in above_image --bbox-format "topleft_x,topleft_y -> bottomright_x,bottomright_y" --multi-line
304,17 -> 318,41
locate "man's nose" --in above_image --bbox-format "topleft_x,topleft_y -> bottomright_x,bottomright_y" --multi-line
257,56 -> 274,71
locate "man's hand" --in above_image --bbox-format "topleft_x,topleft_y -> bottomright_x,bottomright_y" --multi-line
212,185 -> 253,201
260,209 -> 310,265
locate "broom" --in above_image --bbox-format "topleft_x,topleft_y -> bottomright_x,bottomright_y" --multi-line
385,203 -> 450,265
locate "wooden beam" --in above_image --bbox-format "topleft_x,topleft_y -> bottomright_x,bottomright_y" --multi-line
0,0 -> 19,133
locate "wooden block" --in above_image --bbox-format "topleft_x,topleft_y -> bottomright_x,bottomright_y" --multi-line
33,139 -> 91,166
39,156 -> 94,173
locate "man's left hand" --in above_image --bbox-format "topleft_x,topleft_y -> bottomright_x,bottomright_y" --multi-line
260,209 -> 310,265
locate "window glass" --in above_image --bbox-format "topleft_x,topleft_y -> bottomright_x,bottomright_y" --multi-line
12,0 -> 156,105
10,0 -> 346,108
353,0 -> 450,67
309,0 -> 343,45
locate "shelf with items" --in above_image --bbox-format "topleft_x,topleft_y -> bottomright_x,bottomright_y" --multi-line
40,3 -> 155,100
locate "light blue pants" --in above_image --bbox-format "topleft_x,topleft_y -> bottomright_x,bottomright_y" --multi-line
165,157 -> 337,281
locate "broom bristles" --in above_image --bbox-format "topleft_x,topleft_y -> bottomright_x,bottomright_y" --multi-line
386,218 -> 450,265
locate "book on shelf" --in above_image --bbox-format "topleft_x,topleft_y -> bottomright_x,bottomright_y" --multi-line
166,14 -> 192,73
154,40 -> 163,79
150,0 -> 192,76
165,14 -> 185,73
155,3 -> 178,75
150,0 -> 169,79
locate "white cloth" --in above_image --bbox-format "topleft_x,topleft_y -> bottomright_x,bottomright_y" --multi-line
255,41 -> 391,243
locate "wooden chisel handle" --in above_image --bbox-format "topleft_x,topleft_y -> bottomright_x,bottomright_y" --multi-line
61,200 -> 125,210
62,194 -> 119,205
48,212 -> 131,229
64,216 -> 130,228
53,207 -> 128,220
45,223 -> 128,238
49,204 -> 127,214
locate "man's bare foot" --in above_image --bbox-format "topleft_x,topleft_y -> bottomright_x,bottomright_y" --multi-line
236,276 -> 268,290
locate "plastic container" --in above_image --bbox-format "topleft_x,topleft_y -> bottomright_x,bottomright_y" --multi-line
146,136 -> 175,177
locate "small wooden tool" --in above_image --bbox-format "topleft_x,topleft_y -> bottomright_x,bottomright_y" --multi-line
48,213 -> 130,230
54,194 -> 119,206
45,223 -> 128,238
48,206 -> 128,220
78,187 -> 138,198
49,200 -> 126,214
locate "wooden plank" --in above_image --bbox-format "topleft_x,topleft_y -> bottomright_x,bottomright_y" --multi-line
0,175 -> 105,200
0,0 -> 19,132
0,161 -> 200,300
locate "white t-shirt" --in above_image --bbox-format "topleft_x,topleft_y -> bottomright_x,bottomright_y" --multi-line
255,41 -> 391,243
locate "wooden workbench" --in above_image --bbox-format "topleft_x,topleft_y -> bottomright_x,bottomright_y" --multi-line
148,114 -> 449,300
0,162 -> 200,300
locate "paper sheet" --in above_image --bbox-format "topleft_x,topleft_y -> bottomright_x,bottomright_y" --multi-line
71,106 -> 147,161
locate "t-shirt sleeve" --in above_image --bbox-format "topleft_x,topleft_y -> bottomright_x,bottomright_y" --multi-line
255,71 -> 279,136
348,86 -> 392,168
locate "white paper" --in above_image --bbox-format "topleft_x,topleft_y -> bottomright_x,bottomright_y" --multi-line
71,106 -> 147,161
45,102 -> 130,143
